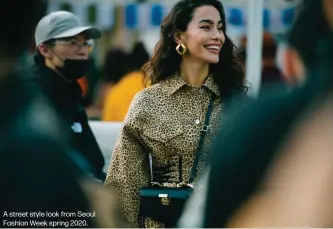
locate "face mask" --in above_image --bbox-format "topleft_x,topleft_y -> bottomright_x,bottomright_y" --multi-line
56,59 -> 89,81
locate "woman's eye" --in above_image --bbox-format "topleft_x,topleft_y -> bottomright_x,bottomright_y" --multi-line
200,26 -> 210,30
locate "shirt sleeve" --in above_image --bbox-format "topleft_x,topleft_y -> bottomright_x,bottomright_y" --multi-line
104,92 -> 150,228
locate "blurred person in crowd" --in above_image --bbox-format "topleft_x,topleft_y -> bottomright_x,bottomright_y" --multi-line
0,0 -> 65,176
102,41 -> 149,122
0,0 -> 101,226
104,0 -> 247,227
28,11 -> 106,181
0,1 -> 122,226
0,0 -> 52,138
103,48 -> 129,88
1,138 -> 95,227
1,128 -> 124,228
88,48 -> 128,119
179,0 -> 333,227
241,31 -> 284,88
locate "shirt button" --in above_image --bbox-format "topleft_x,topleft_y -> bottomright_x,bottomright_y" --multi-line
195,119 -> 200,125
161,134 -> 166,139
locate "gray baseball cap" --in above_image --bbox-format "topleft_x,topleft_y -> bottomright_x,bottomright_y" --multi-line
35,11 -> 102,47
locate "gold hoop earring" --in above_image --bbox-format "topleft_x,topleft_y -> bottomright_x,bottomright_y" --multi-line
176,43 -> 187,56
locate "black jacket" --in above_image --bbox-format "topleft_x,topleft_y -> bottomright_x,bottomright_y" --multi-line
0,72 -> 63,143
0,72 -> 98,222
0,72 -> 71,163
27,62 -> 105,180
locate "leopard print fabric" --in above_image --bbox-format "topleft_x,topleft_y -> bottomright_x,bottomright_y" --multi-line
104,74 -> 223,228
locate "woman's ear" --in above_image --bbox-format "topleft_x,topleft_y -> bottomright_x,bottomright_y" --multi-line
174,31 -> 183,45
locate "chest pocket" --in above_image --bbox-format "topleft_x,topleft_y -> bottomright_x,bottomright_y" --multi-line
142,120 -> 183,143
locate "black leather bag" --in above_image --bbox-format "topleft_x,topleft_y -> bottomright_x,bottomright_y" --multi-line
139,186 -> 193,226
139,94 -> 215,227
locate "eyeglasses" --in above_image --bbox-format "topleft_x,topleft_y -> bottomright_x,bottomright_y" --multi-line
52,39 -> 93,48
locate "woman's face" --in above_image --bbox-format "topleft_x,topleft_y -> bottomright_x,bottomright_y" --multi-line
179,5 -> 225,64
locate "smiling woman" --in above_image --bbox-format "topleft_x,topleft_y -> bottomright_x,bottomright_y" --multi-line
143,0 -> 248,100
104,0 -> 247,228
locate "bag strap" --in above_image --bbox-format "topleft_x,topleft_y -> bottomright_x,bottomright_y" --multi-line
189,93 -> 215,183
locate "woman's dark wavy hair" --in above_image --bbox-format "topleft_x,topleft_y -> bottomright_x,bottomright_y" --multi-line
143,0 -> 248,101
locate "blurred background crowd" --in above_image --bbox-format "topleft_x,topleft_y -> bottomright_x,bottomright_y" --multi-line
29,0 -> 299,121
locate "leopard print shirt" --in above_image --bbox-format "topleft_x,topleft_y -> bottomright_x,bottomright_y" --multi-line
104,74 -> 223,227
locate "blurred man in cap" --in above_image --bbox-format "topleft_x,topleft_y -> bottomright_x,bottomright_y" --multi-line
28,11 -> 105,181
0,4 -> 124,225
0,0 -> 77,183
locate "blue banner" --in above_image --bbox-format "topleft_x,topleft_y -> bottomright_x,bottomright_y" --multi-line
46,1 -> 296,33
125,4 -> 138,29
151,4 -> 164,27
